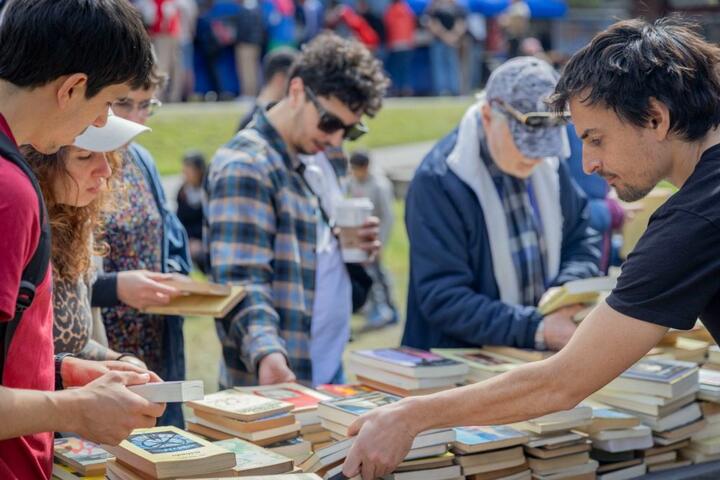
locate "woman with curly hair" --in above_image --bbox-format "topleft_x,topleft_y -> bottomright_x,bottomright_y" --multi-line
22,115 -> 153,367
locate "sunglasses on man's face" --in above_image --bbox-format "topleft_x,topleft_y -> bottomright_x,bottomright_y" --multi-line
491,98 -> 570,129
304,87 -> 368,141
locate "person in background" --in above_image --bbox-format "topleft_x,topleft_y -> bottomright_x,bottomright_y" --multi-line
424,0 -> 466,96
234,0 -> 264,98
384,0 -> 416,97
101,67 -> 192,428
177,150 -> 208,273
402,57 -> 600,353
205,33 -> 388,387
23,115 -> 154,368
499,0 -> 531,59
237,48 -> 299,131
0,1 -> 164,477
148,0 -> 185,102
349,150 -> 399,329
176,0 -> 198,100
325,0 -> 380,52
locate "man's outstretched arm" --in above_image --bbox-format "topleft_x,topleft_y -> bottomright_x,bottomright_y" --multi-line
342,301 -> 668,480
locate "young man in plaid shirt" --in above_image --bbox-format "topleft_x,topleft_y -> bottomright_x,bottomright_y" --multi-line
205,33 -> 389,387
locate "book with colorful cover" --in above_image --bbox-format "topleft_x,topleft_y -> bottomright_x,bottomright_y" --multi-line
54,437 -> 111,476
235,383 -> 332,412
452,426 -> 529,454
316,384 -> 374,398
188,390 -> 294,422
213,438 -> 294,475
318,392 -> 400,426
102,426 -> 236,479
350,347 -> 469,378
621,359 -> 697,383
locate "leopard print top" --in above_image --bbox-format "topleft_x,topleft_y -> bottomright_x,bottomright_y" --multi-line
53,273 -> 93,355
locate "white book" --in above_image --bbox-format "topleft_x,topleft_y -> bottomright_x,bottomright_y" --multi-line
591,425 -> 652,442
192,416 -> 301,441
532,406 -> 593,425
631,402 -> 702,432
525,432 -> 584,449
591,428 -> 653,453
592,390 -> 696,416
597,462 -> 646,480
128,380 -> 204,403
605,359 -> 699,399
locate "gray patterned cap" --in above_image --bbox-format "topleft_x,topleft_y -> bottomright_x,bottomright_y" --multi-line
485,56 -> 569,159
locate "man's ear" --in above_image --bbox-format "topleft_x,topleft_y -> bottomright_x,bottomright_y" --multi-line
56,73 -> 88,110
287,77 -> 305,108
646,97 -> 671,141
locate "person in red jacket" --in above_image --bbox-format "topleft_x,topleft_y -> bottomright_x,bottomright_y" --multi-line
384,0 -> 417,96
0,2 -> 164,478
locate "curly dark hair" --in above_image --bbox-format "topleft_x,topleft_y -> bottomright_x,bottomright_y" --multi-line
549,17 -> 720,141
287,32 -> 389,117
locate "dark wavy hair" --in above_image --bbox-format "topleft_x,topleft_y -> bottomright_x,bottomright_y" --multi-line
549,17 -> 720,141
0,0 -> 153,98
287,32 -> 389,116
22,146 -> 122,281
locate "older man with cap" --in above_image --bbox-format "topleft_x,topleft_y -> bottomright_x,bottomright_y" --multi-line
401,56 -> 601,354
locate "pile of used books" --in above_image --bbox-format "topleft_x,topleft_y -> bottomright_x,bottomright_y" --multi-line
310,391 -> 456,480
511,406 -> 598,479
52,437 -> 111,479
235,383 -> 334,453
347,347 -> 469,396
683,401 -> 720,464
451,426 -> 530,480
576,405 -> 650,479
186,391 -> 301,446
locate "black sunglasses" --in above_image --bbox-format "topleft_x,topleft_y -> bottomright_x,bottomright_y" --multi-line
304,87 -> 368,141
491,98 -> 570,129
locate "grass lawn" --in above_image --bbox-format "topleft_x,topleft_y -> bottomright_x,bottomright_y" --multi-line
184,200 -> 410,392
145,99 -> 471,175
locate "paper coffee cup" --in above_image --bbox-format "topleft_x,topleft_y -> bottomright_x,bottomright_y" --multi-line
335,198 -> 374,263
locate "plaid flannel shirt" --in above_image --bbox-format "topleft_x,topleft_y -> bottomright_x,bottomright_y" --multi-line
205,111 -> 319,386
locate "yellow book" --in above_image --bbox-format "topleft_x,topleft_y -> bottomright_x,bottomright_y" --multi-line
538,276 -> 615,315
102,426 -> 236,479
142,285 -> 246,317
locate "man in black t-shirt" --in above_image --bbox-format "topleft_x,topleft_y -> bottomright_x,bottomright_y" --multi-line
340,17 -> 720,480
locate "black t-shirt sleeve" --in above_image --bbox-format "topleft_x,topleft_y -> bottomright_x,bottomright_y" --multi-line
607,207 -> 720,330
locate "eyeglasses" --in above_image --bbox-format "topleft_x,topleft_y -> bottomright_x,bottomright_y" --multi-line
304,87 -> 368,141
111,97 -> 162,118
490,98 -> 570,129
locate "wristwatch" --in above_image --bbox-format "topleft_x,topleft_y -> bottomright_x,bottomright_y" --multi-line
54,353 -> 74,391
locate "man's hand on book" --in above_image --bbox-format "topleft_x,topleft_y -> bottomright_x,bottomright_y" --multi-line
117,270 -> 182,310
343,399 -> 417,480
543,304 -> 585,351
60,357 -> 162,388
258,352 -> 296,385
64,368 -> 167,445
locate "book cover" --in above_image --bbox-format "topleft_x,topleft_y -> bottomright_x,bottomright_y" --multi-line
323,391 -> 400,417
235,383 -> 331,410
621,359 -> 696,383
188,390 -> 294,421
143,285 -> 246,317
454,426 -> 528,447
213,438 -> 293,474
54,437 -> 110,475
316,384 -> 374,398
354,347 -> 460,368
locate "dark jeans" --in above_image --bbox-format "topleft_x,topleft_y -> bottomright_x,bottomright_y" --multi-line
387,49 -> 414,95
157,316 -> 186,428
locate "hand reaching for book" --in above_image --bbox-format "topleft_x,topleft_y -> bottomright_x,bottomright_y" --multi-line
258,352 -> 296,385
543,304 -> 585,351
63,369 -> 166,445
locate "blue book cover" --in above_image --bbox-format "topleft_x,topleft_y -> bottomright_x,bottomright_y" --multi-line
454,426 -> 526,445
622,360 -> 694,383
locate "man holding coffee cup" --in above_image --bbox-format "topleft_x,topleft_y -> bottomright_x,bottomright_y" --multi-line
205,33 -> 389,387
402,56 -> 601,354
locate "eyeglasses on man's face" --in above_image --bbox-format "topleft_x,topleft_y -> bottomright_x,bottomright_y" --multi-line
304,87 -> 368,141
112,97 -> 162,118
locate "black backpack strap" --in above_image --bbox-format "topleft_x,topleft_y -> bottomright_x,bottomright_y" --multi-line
0,132 -> 51,383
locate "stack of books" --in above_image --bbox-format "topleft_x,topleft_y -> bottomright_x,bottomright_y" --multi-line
451,426 -> 530,480
385,452 -> 462,480
315,384 -> 374,399
53,437 -> 111,478
591,359 -> 705,449
511,406 -> 598,479
264,437 -> 313,464
698,367 -> 720,402
347,347 -> 469,396
186,391 -> 301,446
432,349 -> 524,384
648,337 -> 710,364
209,438 -> 295,476
235,383 -> 334,450
705,345 -> 720,371
576,406 -> 649,479
103,426 -> 236,479
682,401 -> 720,464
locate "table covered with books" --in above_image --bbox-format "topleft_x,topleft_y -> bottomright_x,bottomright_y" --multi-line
52,325 -> 720,480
